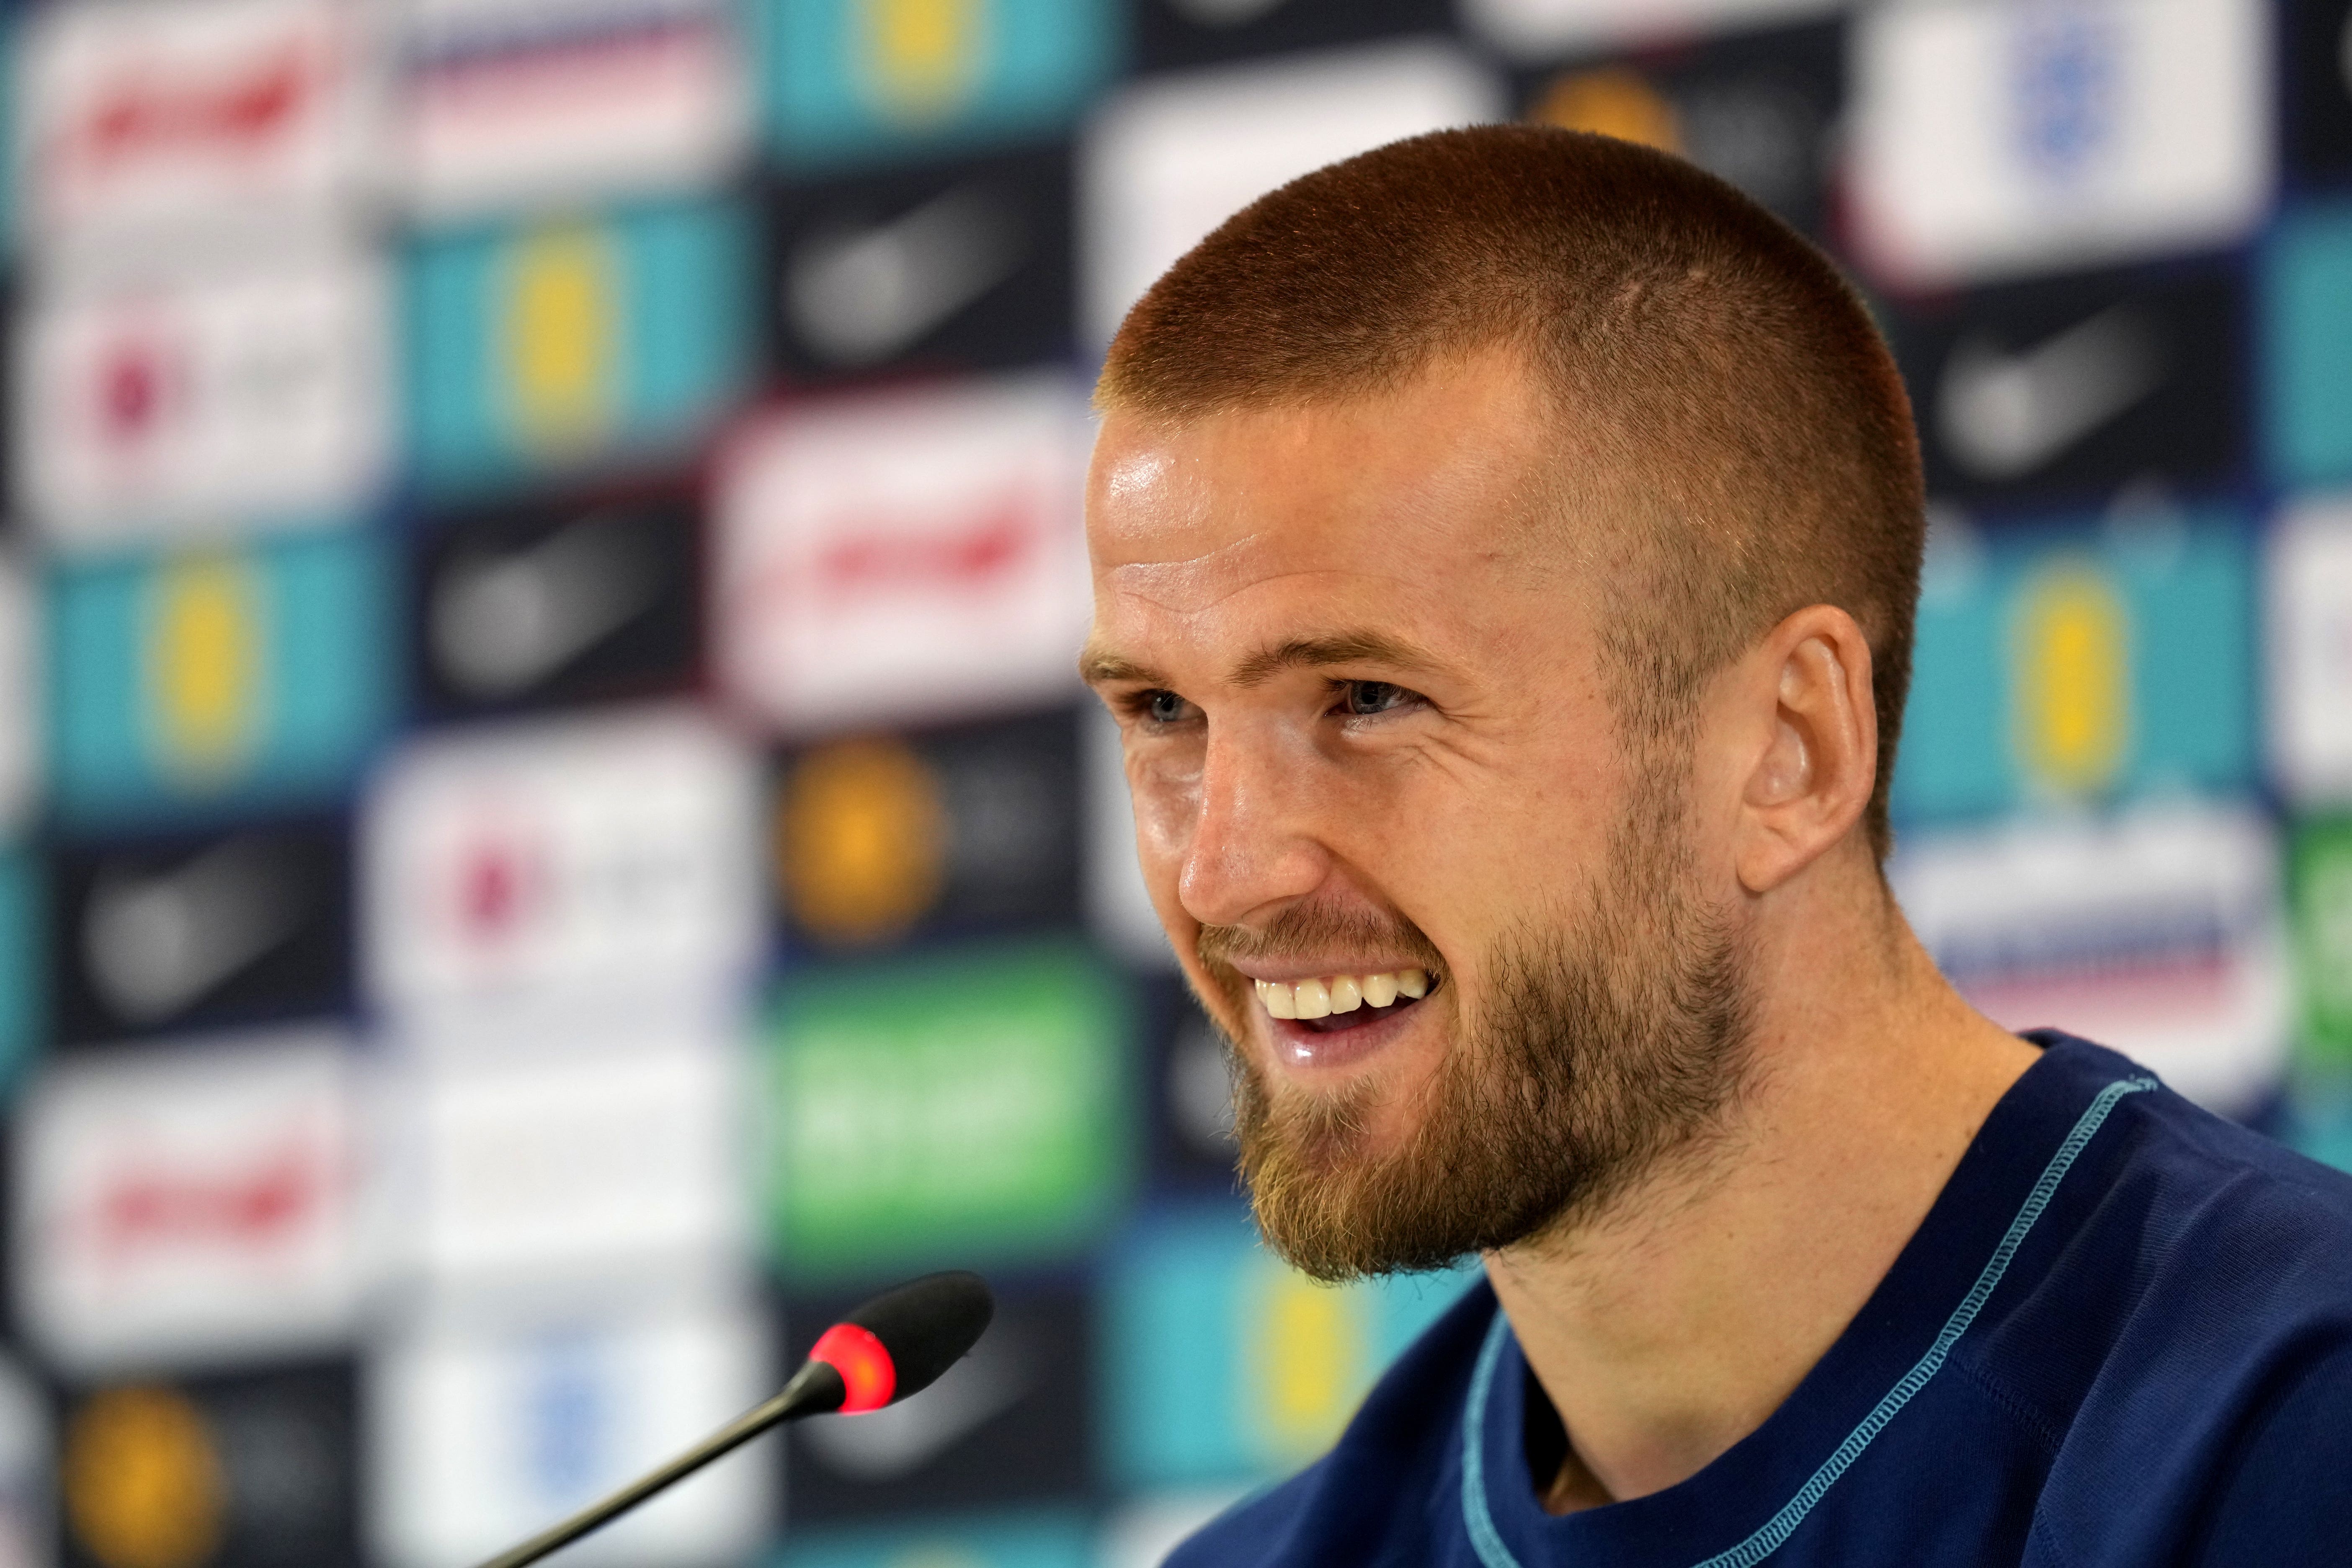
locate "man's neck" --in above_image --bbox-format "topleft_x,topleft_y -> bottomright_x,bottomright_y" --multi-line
1483,893 -> 2038,1514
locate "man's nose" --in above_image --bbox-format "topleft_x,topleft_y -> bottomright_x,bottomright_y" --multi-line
1175,722 -> 1331,929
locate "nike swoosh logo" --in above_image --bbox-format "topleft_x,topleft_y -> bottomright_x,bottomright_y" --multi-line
1167,0 -> 1289,24
799,1330 -> 1031,1480
787,184 -> 1025,367
431,511 -> 665,699
83,837 -> 310,1023
1937,304 -> 2165,482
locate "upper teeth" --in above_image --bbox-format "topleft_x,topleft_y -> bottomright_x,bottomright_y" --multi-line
1254,968 -> 1429,1021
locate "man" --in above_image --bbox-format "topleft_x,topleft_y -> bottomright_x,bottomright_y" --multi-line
1081,126 -> 2352,1566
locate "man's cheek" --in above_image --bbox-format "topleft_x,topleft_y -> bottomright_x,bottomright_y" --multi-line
1129,767 -> 1200,903
1185,962 -> 1256,1050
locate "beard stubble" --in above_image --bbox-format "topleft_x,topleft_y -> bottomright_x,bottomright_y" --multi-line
1200,758 -> 1756,1283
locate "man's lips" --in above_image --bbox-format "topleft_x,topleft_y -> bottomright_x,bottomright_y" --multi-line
1257,975 -> 1439,1067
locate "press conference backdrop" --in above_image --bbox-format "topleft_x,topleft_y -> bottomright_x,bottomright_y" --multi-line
0,0 -> 2343,1563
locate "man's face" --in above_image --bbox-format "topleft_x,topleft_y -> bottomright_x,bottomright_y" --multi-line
1082,351 -> 1751,1278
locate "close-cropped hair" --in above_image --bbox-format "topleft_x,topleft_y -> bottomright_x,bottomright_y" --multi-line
1099,125 -> 1925,863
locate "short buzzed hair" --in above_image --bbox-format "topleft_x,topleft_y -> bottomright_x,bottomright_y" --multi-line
1098,126 -> 1924,863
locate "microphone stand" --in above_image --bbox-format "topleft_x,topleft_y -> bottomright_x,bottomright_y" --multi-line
472,1359 -> 846,1568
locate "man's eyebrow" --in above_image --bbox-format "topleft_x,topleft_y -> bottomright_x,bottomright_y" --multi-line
1078,647 -> 1165,686
1229,630 -> 1444,689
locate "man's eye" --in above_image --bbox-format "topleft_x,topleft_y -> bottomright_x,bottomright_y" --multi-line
1142,689 -> 1192,725
1341,681 -> 1416,716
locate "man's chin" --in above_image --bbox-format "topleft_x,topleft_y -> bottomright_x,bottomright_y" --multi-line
1235,1098 -> 1472,1282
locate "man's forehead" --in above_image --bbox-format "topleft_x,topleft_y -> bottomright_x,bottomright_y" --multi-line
1086,358 -> 1563,591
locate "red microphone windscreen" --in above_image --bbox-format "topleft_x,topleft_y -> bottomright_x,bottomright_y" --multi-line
808,1321 -> 896,1413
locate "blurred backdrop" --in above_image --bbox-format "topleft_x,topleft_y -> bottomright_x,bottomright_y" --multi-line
0,0 -> 2342,1563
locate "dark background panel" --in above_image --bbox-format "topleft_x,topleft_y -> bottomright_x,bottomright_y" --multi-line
773,707 -> 1085,955
1892,260 -> 2246,509
1514,20 -> 1845,239
407,483 -> 703,721
1133,0 -> 1455,72
2286,0 -> 2352,188
781,1275 -> 1091,1519
48,818 -> 351,1046
764,144 -> 1075,384
1140,971 -> 1245,1197
59,1360 -> 358,1568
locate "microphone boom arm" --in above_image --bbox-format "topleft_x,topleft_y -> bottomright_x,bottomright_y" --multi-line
470,1359 -> 846,1568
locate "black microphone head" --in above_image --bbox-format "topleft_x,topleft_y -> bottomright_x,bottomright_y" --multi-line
848,1270 -> 994,1400
807,1271 -> 994,1413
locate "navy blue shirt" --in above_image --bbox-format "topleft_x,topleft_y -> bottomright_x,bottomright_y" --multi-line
1173,1034 -> 2352,1568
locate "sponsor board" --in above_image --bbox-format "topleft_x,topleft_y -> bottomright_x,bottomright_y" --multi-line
1848,0 -> 2271,288
764,143 -> 1072,380
756,0 -> 1119,170
1140,974 -> 1239,1192
17,1030 -> 363,1371
1465,0 -> 1839,58
368,1303 -> 770,1568
1080,40 -> 1502,343
778,1510 -> 1092,1568
1516,20 -> 1843,237
0,560 -> 36,840
47,533 -> 394,828
2268,498 -> 2352,805
383,1017 -> 748,1305
395,0 -> 753,219
784,1278 -> 1088,1519
2261,202 -> 2352,489
51,818 -> 349,1045
773,708 -> 1081,952
714,374 -> 1090,736
1098,1488 -> 1256,1568
2290,817 -> 2352,1071
1135,0 -> 1449,72
1893,261 -> 2244,508
1893,802 -> 2289,1114
59,1362 -> 358,1568
409,484 -> 701,720
18,0 -> 374,246
1895,507 -> 2255,824
364,706 -> 761,1010
0,854 -> 39,1098
17,250 -> 391,551
1104,1206 -> 1479,1484
2284,0 -> 2352,188
0,1354 -> 48,1568
758,939 -> 1132,1282
402,199 -> 753,495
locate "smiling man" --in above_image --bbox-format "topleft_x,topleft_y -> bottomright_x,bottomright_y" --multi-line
1082,127 -> 2352,1567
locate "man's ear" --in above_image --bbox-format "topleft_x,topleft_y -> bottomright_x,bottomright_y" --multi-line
1733,604 -> 1878,895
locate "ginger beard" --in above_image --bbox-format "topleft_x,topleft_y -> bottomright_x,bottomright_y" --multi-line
1196,756 -> 1758,1283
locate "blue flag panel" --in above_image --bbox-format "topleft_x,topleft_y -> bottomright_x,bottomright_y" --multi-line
1104,1205 -> 1479,1487
402,200 -> 755,494
2262,202 -> 2352,489
48,534 -> 394,828
1895,509 -> 2256,825
757,0 -> 1120,169
777,1509 -> 1093,1568
0,853 -> 37,1092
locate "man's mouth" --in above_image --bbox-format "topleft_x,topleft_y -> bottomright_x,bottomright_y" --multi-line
1253,968 -> 1434,1034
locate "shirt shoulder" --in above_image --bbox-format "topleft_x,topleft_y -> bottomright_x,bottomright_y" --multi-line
2184,1336 -> 2352,1564
1992,1039 -> 2352,1565
1168,1279 -> 1498,1568
2001,1037 -> 2352,1337
2045,1038 -> 2352,1320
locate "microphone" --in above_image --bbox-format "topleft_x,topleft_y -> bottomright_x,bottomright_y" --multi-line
472,1271 -> 995,1568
